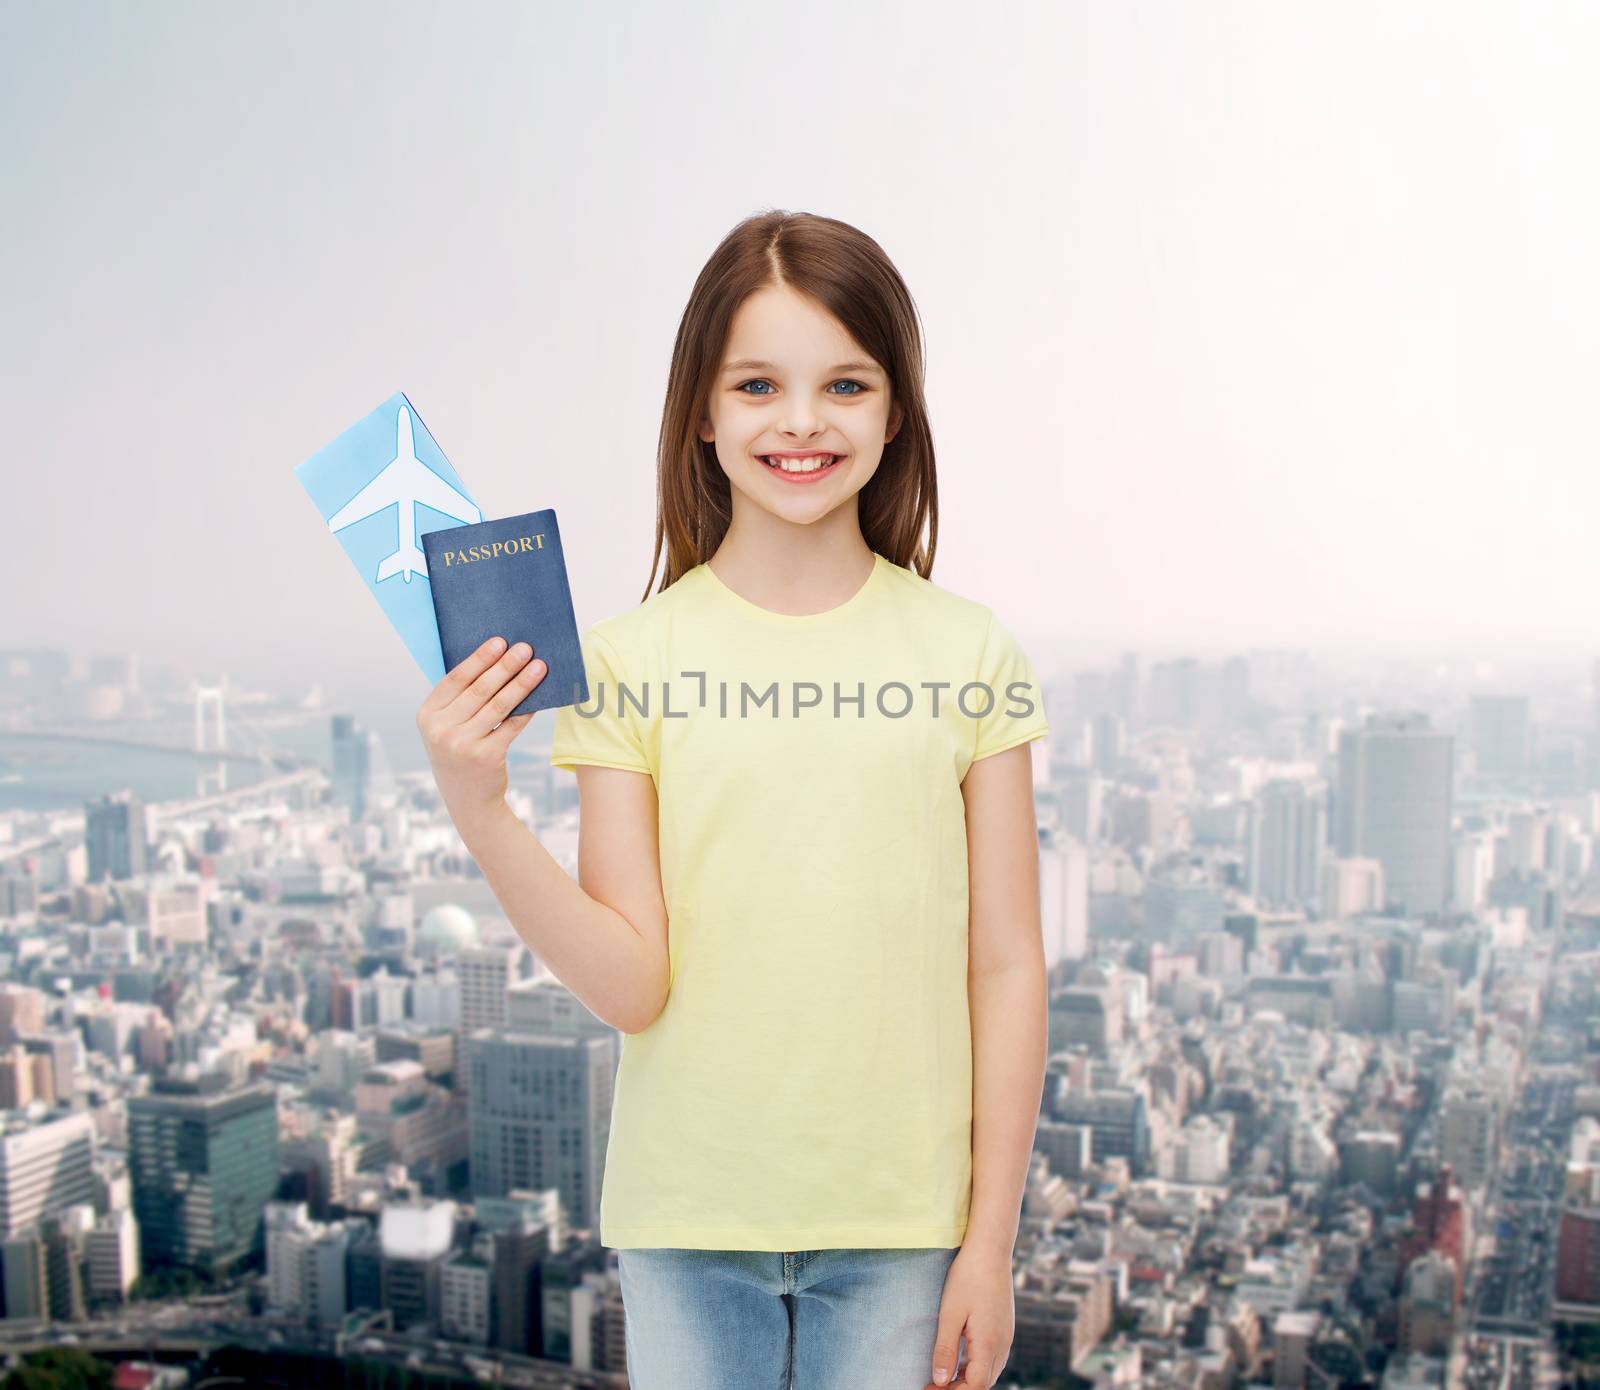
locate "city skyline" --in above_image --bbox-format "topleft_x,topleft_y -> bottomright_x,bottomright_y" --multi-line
4,2 -> 1600,1384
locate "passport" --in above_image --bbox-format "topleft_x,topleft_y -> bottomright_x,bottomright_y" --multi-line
421,509 -> 589,717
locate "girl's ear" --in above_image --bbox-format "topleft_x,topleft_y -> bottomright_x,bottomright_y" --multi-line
886,402 -> 903,444
698,417 -> 714,444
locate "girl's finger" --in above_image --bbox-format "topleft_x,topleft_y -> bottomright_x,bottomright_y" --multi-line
959,1341 -> 990,1388
422,635 -> 507,715
456,649 -> 544,738
485,710 -> 536,750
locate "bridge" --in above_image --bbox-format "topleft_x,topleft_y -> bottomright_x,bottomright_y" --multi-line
1,727 -> 312,771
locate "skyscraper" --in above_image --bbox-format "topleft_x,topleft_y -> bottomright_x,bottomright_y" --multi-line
127,1076 -> 279,1277
85,790 -> 149,883
459,944 -> 525,1034
1249,779 -> 1327,910
0,1110 -> 95,1240
1335,713 -> 1453,917
467,1030 -> 613,1230
331,713 -> 390,820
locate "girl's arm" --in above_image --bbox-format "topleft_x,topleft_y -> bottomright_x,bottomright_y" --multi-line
930,742 -> 1046,1387
454,765 -> 670,1034
961,740 -> 1049,1258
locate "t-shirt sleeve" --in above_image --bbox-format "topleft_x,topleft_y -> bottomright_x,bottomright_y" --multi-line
970,610 -> 1050,763
548,628 -> 652,775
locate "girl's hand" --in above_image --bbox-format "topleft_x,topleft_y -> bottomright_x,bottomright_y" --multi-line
926,1244 -> 1015,1389
416,635 -> 547,825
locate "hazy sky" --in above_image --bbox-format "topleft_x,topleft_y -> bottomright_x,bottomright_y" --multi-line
3,1 -> 1596,725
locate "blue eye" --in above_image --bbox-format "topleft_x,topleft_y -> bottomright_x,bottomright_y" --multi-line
735,379 -> 868,396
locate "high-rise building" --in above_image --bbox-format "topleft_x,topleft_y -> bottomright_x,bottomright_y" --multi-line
1170,1116 -> 1231,1184
455,947 -> 503,1105
459,945 -> 525,1034
1393,972 -> 1456,1038
1056,1089 -> 1150,1175
1335,713 -> 1453,917
311,1030 -> 375,1097
301,1219 -> 353,1329
0,1111 -> 96,1241
121,878 -> 209,949
467,1031 -> 614,1229
442,1238 -> 494,1345
409,972 -> 462,1030
1505,809 -> 1554,872
0,1231 -> 47,1319
1400,1166 -> 1469,1299
1321,857 -> 1385,919
28,1033 -> 81,1102
379,1201 -> 455,1330
265,1202 -> 308,1313
1050,987 -> 1122,1054
330,713 -> 376,821
346,1221 -> 383,1312
1273,1311 -> 1318,1390
127,1076 -> 279,1276
1012,1262 -> 1115,1375
1440,1093 -> 1498,1192
1087,713 -> 1124,776
86,1207 -> 140,1304
1340,1130 -> 1401,1196
1489,869 -> 1562,934
1452,832 -> 1495,914
279,1112 -> 360,1218
0,873 -> 40,920
1055,768 -> 1104,849
1039,831 -> 1091,966
40,1205 -> 93,1321
353,1060 -> 467,1189
0,985 -> 45,1045
264,1200 -> 354,1328
0,1047 -> 37,1109
1557,1205 -> 1600,1307
1249,779 -> 1326,910
85,790 -> 149,883
475,1191 -> 560,1356
1398,1250 -> 1457,1356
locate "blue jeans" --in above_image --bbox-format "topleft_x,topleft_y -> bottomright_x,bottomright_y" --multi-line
617,1246 -> 962,1389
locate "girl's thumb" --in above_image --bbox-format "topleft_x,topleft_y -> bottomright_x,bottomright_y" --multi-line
931,1320 -> 963,1384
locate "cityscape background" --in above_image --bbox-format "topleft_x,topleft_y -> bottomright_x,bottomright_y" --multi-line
3,2 -> 1600,1388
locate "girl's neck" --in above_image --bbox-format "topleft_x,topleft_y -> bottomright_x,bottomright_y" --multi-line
706,527 -> 876,619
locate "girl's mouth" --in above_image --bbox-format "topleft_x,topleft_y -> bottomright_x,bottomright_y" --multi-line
759,454 -> 844,483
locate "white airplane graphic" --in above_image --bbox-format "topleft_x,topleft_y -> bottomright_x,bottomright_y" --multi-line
325,405 -> 482,584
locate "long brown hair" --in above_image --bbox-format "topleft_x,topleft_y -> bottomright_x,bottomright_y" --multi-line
641,209 -> 939,603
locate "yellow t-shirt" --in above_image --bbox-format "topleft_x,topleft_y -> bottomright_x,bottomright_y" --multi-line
548,549 -> 1049,1250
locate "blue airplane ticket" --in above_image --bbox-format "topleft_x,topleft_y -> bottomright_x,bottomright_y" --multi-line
294,392 -> 484,685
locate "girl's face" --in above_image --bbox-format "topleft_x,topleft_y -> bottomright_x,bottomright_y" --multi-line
699,284 -> 902,529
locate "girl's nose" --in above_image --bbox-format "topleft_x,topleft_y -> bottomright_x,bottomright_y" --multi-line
778,411 -> 825,438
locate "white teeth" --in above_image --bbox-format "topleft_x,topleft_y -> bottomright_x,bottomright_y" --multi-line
763,455 -> 837,473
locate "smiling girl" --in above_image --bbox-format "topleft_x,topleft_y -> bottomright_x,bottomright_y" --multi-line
418,209 -> 1050,1389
